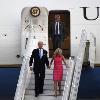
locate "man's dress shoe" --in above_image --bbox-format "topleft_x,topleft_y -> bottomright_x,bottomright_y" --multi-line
35,94 -> 39,97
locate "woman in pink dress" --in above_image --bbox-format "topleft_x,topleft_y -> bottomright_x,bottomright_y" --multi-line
50,48 -> 67,96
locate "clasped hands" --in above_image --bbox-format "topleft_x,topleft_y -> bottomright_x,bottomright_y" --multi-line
30,64 -> 51,71
47,64 -> 51,69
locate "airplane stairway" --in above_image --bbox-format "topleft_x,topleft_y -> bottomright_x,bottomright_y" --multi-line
14,55 -> 75,100
14,30 -> 96,100
24,59 -> 69,100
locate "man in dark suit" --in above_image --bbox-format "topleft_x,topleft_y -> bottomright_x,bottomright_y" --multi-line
49,14 -> 66,51
29,41 -> 49,97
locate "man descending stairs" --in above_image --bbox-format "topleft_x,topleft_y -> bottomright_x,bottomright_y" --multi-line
24,64 -> 68,100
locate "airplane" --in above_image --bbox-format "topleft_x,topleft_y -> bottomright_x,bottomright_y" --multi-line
0,0 -> 100,100
0,0 -> 99,66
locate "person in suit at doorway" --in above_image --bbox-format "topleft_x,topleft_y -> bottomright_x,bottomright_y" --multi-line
29,41 -> 49,97
49,14 -> 66,51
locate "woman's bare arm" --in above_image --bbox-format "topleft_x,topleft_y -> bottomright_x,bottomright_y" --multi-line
62,55 -> 68,67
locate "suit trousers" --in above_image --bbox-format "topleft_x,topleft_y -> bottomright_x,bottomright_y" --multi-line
53,35 -> 62,51
34,72 -> 45,95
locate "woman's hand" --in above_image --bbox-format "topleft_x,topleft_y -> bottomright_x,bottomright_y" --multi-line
48,64 -> 52,69
49,65 -> 51,69
47,65 -> 51,69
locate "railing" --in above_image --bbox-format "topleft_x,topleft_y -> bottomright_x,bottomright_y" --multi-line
62,57 -> 75,100
14,56 -> 31,100
62,29 -> 87,100
68,29 -> 87,100
14,29 -> 38,100
89,33 -> 96,68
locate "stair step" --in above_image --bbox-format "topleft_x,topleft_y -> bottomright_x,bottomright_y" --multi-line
26,88 -> 64,91
27,84 -> 64,90
30,74 -> 66,80
31,68 -> 68,75
24,95 -> 62,100
28,79 -> 65,85
25,89 -> 64,96
45,64 -> 68,69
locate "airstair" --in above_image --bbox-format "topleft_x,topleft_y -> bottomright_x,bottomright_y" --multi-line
14,30 -> 96,100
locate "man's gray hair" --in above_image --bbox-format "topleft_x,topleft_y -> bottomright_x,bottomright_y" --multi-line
38,41 -> 43,44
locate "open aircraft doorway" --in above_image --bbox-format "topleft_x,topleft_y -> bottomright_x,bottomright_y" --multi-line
48,10 -> 70,58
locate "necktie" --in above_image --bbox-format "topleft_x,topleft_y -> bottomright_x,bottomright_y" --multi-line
55,22 -> 59,35
39,49 -> 42,59
57,22 -> 59,34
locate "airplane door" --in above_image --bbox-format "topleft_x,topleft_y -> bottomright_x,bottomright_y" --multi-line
48,10 -> 70,58
21,7 -> 49,57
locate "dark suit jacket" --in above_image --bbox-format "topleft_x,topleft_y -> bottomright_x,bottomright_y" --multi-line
29,48 -> 49,76
49,22 -> 66,41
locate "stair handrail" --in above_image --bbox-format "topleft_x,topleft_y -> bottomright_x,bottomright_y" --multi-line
89,32 -> 96,68
14,28 -> 39,100
62,57 -> 75,100
62,29 -> 87,100
68,29 -> 87,100
14,55 -> 31,100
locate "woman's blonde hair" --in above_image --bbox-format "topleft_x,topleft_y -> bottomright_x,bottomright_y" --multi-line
54,48 -> 62,56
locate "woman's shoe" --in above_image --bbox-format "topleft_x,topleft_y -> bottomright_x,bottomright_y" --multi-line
58,91 -> 61,95
54,91 -> 57,97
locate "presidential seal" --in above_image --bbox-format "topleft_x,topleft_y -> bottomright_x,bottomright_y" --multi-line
30,7 -> 40,17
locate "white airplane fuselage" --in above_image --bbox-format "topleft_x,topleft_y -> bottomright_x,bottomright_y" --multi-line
0,0 -> 100,65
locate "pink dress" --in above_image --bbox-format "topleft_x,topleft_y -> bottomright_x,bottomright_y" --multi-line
53,55 -> 63,81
